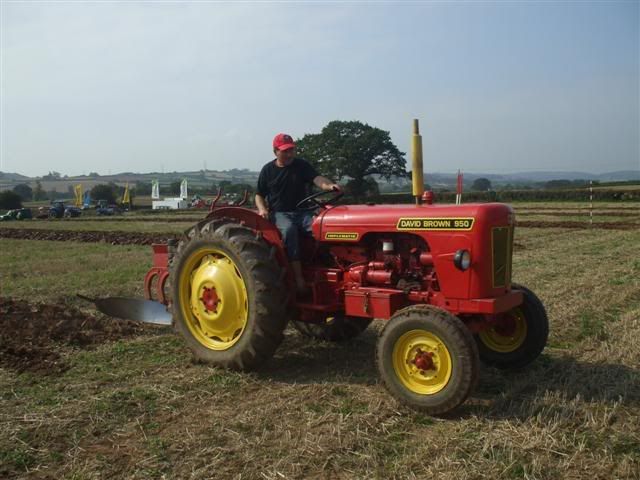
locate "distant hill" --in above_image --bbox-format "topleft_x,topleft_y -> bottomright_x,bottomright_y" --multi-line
0,172 -> 30,181
491,170 -> 640,182
0,169 -> 638,193
424,170 -> 640,183
593,170 -> 640,182
0,169 -> 260,192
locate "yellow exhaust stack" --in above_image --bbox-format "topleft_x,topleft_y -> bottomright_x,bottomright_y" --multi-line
411,119 -> 424,205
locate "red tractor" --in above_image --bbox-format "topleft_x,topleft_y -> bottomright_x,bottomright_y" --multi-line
96,121 -> 548,415
140,185 -> 548,415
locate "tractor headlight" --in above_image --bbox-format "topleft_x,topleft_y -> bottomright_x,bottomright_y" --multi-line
453,249 -> 471,271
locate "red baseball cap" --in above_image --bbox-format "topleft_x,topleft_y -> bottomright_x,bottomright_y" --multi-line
273,133 -> 296,151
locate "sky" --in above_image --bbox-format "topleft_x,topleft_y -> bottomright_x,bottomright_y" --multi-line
1,1 -> 639,178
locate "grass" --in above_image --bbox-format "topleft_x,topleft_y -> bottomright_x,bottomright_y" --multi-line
0,207 -> 639,479
0,239 -> 150,303
512,202 -> 640,224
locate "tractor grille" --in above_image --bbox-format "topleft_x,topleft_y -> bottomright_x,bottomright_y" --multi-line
491,226 -> 513,288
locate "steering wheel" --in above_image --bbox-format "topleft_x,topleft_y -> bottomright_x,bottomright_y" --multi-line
295,188 -> 344,211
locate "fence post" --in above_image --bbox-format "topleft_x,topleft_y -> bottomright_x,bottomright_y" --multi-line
590,181 -> 593,226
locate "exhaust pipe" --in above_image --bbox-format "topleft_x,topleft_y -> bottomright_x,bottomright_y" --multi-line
411,119 -> 424,205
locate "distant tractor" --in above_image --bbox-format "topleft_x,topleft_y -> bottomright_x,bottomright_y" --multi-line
92,120 -> 549,415
45,201 -> 81,219
191,196 -> 208,209
48,201 -> 66,219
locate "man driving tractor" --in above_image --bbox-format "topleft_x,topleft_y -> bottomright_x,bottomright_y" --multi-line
86,120 -> 548,416
255,133 -> 340,294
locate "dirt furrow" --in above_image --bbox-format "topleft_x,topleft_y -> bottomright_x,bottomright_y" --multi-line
0,228 -> 180,245
517,220 -> 640,230
516,210 -> 640,217
0,298 -> 158,374
52,216 -> 201,223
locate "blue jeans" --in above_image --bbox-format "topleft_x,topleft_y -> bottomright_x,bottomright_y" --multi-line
271,211 -> 314,261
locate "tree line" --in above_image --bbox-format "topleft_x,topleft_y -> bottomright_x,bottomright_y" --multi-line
2,119 -> 636,209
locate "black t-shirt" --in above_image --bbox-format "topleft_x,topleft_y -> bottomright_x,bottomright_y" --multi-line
257,158 -> 319,212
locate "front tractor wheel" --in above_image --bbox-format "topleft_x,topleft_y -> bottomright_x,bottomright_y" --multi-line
376,306 -> 479,415
475,283 -> 549,369
171,222 -> 289,371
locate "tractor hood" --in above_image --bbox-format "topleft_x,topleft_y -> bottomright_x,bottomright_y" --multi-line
313,202 -> 514,240
312,202 -> 516,301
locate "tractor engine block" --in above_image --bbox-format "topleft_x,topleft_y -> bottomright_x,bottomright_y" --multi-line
330,234 -> 437,292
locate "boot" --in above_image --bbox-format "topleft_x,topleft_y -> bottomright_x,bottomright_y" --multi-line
291,261 -> 310,296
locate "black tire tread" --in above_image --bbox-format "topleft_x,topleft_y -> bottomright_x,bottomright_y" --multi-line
475,283 -> 549,369
376,305 -> 479,415
170,219 -> 289,371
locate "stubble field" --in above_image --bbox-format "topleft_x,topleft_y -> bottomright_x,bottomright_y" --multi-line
0,202 -> 638,479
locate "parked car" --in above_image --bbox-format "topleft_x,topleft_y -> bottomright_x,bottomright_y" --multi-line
63,206 -> 82,218
96,205 -> 122,216
44,202 -> 81,219
0,208 -> 32,221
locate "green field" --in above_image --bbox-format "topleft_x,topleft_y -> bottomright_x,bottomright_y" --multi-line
0,204 -> 639,479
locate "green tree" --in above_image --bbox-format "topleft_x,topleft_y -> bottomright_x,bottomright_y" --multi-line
90,184 -> 116,204
296,120 -> 406,198
471,178 -> 492,191
134,181 -> 152,195
169,181 -> 182,195
43,171 -> 61,180
0,191 -> 23,209
12,183 -> 33,201
33,181 -> 47,201
346,177 -> 379,196
545,179 -> 572,189
226,183 -> 254,195
218,180 -> 232,192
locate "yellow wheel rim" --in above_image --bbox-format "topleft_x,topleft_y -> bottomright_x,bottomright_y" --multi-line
392,329 -> 452,395
479,308 -> 527,353
178,247 -> 248,351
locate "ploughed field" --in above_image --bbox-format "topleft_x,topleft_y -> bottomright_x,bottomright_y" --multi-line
0,202 -> 638,479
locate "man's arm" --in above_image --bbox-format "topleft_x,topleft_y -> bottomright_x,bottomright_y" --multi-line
255,193 -> 269,219
313,175 -> 341,192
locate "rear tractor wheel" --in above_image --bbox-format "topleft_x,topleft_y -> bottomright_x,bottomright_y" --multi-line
475,283 -> 549,369
170,222 -> 290,371
377,305 -> 479,415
